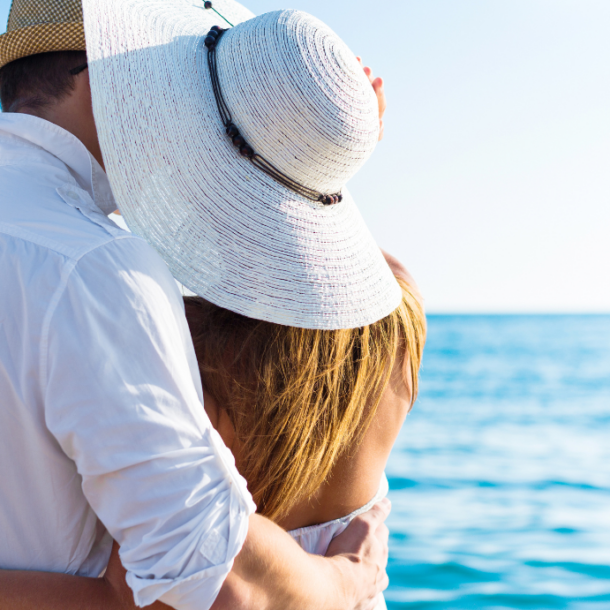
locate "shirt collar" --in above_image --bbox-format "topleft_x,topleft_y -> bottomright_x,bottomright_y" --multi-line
0,113 -> 117,216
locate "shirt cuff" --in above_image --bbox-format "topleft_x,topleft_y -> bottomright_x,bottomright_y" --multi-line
127,428 -> 257,610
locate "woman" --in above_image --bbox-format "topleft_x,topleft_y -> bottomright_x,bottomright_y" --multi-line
1,3 -> 426,609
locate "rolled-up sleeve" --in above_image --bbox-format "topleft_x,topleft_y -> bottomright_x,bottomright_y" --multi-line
42,236 -> 256,610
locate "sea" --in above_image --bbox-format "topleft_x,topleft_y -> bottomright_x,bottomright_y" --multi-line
385,315 -> 610,610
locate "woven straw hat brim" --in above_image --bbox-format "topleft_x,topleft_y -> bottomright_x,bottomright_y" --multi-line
0,23 -> 85,70
83,0 -> 402,330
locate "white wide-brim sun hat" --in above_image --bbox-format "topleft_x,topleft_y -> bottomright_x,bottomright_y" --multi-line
83,0 -> 402,330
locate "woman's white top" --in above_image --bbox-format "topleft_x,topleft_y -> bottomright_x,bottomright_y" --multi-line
0,113 -> 255,610
289,475 -> 390,610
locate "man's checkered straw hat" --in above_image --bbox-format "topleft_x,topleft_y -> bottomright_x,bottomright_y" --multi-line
83,0 -> 402,330
0,0 -> 85,70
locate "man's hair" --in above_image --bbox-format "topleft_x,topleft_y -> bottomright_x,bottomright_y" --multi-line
0,51 -> 87,112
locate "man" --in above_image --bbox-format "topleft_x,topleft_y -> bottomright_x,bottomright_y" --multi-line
0,1 -> 390,609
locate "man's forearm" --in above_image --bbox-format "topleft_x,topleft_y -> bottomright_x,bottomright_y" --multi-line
0,531 -> 343,610
0,550 -> 168,610
0,570 -> 134,610
212,514 -> 352,610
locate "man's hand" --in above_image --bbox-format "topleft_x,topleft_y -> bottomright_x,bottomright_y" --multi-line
358,57 -> 386,141
325,498 -> 391,610
214,502 -> 391,610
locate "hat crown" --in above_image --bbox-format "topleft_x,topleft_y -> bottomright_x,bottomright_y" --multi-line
217,10 -> 380,195
0,0 -> 85,70
7,0 -> 83,31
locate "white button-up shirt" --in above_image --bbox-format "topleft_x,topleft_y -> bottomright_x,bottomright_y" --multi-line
0,113 -> 255,610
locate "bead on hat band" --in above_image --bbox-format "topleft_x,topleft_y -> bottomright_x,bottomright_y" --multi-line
203,2 -> 234,28
204,26 -> 344,207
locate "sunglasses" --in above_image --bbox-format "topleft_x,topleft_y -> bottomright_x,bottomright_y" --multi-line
69,62 -> 88,76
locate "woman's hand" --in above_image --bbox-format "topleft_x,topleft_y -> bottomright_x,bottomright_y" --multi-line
358,57 -> 386,141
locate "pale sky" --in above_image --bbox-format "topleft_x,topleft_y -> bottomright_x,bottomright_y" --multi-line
2,1 -> 609,312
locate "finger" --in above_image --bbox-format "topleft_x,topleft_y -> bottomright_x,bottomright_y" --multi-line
373,570 -> 390,605
358,498 -> 391,530
340,503 -> 389,547
373,77 -> 386,116
378,119 -> 384,142
363,65 -> 374,85
363,597 -> 384,610
377,497 -> 392,516
375,522 -> 390,546
374,523 -> 389,568
379,572 -> 390,592
372,76 -> 384,93
375,555 -> 390,587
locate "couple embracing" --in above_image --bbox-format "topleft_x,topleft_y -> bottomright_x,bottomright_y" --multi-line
0,0 -> 426,608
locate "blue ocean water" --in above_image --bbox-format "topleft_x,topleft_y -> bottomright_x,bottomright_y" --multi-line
386,315 -> 610,610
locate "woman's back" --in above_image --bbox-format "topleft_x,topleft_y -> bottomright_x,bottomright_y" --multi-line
277,343 -> 414,532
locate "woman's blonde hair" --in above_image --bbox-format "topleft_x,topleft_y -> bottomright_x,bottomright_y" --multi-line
184,277 -> 426,522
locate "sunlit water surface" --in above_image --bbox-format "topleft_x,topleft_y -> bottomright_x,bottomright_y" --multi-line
386,315 -> 610,609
